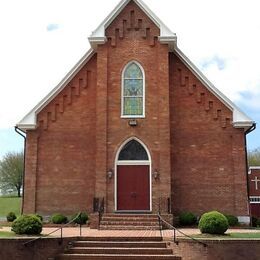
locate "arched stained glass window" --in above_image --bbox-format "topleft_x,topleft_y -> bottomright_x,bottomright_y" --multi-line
118,140 -> 148,160
122,62 -> 144,117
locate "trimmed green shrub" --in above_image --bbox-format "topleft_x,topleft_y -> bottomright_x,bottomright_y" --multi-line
252,217 -> 258,227
71,212 -> 88,225
51,213 -> 67,224
256,218 -> 260,227
225,214 -> 238,226
11,215 -> 42,235
35,214 -> 43,222
179,212 -> 197,226
198,211 -> 229,234
6,212 -> 17,222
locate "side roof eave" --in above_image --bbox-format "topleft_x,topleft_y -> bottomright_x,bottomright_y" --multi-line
16,48 -> 95,131
248,166 -> 260,174
174,47 -> 254,131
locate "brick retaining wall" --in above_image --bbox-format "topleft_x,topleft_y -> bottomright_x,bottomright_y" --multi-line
0,237 -> 259,260
0,237 -> 77,260
169,239 -> 260,260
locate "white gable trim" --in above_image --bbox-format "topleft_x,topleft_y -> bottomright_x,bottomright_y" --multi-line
88,0 -> 177,49
174,47 -> 254,130
16,49 -> 95,130
16,0 -> 254,131
248,166 -> 260,174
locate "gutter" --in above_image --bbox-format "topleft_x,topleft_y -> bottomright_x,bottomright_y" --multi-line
14,126 -> 26,215
244,122 -> 256,226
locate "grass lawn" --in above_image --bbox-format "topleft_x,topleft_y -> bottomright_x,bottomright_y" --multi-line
192,232 -> 260,239
0,196 -> 21,217
0,231 -> 15,237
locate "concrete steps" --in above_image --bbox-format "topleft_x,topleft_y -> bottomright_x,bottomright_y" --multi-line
57,254 -> 180,259
56,237 -> 181,260
99,214 -> 160,230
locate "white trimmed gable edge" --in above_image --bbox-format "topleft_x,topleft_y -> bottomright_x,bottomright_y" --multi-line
88,0 -> 177,50
248,166 -> 260,174
16,0 -> 254,131
174,48 -> 254,129
17,49 -> 95,130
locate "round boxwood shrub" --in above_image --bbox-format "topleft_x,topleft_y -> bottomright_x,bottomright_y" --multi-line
252,217 -> 258,227
35,213 -> 43,222
198,211 -> 229,234
11,215 -> 42,235
71,212 -> 88,224
6,212 -> 17,222
51,213 -> 67,224
224,214 -> 238,226
256,218 -> 260,227
179,212 -> 197,226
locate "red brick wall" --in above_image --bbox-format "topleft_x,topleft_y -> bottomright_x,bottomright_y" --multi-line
248,168 -> 260,217
24,55 -> 97,215
249,168 -> 260,196
104,1 -> 171,212
1,238 -> 260,260
169,239 -> 260,260
23,0 -> 249,218
0,237 -> 76,260
169,53 -> 248,217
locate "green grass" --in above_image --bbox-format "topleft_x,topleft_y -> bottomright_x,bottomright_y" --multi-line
0,231 -> 15,237
228,232 -> 260,239
0,196 -> 21,217
192,232 -> 260,239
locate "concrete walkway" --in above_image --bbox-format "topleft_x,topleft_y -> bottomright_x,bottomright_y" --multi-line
1,226 -> 260,238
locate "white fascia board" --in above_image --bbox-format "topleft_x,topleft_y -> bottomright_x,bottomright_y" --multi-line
174,47 -> 254,130
88,0 -> 177,48
16,49 -> 95,131
248,166 -> 260,174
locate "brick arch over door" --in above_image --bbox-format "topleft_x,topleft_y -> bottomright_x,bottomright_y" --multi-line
115,137 -> 152,212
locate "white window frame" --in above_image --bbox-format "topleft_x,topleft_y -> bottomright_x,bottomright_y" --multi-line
121,61 -> 145,118
250,196 -> 260,204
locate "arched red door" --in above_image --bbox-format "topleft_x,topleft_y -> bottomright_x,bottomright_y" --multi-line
116,139 -> 151,211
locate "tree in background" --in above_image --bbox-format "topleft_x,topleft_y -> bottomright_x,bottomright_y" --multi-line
248,148 -> 260,166
0,151 -> 23,197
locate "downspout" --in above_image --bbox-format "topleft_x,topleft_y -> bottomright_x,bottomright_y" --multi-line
14,126 -> 26,215
244,122 -> 256,226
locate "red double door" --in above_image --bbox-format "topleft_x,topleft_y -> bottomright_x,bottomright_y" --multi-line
117,165 -> 150,211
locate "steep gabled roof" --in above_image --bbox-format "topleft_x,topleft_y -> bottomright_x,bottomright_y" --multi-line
88,0 -> 177,50
17,0 -> 254,131
17,49 -> 95,130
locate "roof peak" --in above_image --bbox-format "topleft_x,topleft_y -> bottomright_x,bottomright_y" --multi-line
88,0 -> 177,50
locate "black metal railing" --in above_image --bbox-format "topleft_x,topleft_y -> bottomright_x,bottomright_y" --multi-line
98,197 -> 105,227
158,197 -> 171,214
23,212 -> 83,247
157,213 -> 207,247
93,197 -> 105,228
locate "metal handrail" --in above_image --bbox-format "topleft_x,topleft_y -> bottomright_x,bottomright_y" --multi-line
98,197 -> 105,228
155,197 -> 171,214
24,212 -> 83,246
157,213 -> 207,247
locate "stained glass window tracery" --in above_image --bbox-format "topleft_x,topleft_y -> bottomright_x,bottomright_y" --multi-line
118,140 -> 148,160
122,62 -> 144,116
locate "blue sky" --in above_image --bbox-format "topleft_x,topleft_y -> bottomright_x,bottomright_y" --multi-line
0,0 -> 260,159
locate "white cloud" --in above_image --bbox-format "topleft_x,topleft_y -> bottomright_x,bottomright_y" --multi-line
0,0 -> 260,129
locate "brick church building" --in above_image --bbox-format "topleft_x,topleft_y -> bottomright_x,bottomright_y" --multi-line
248,167 -> 260,218
17,0 -> 255,223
